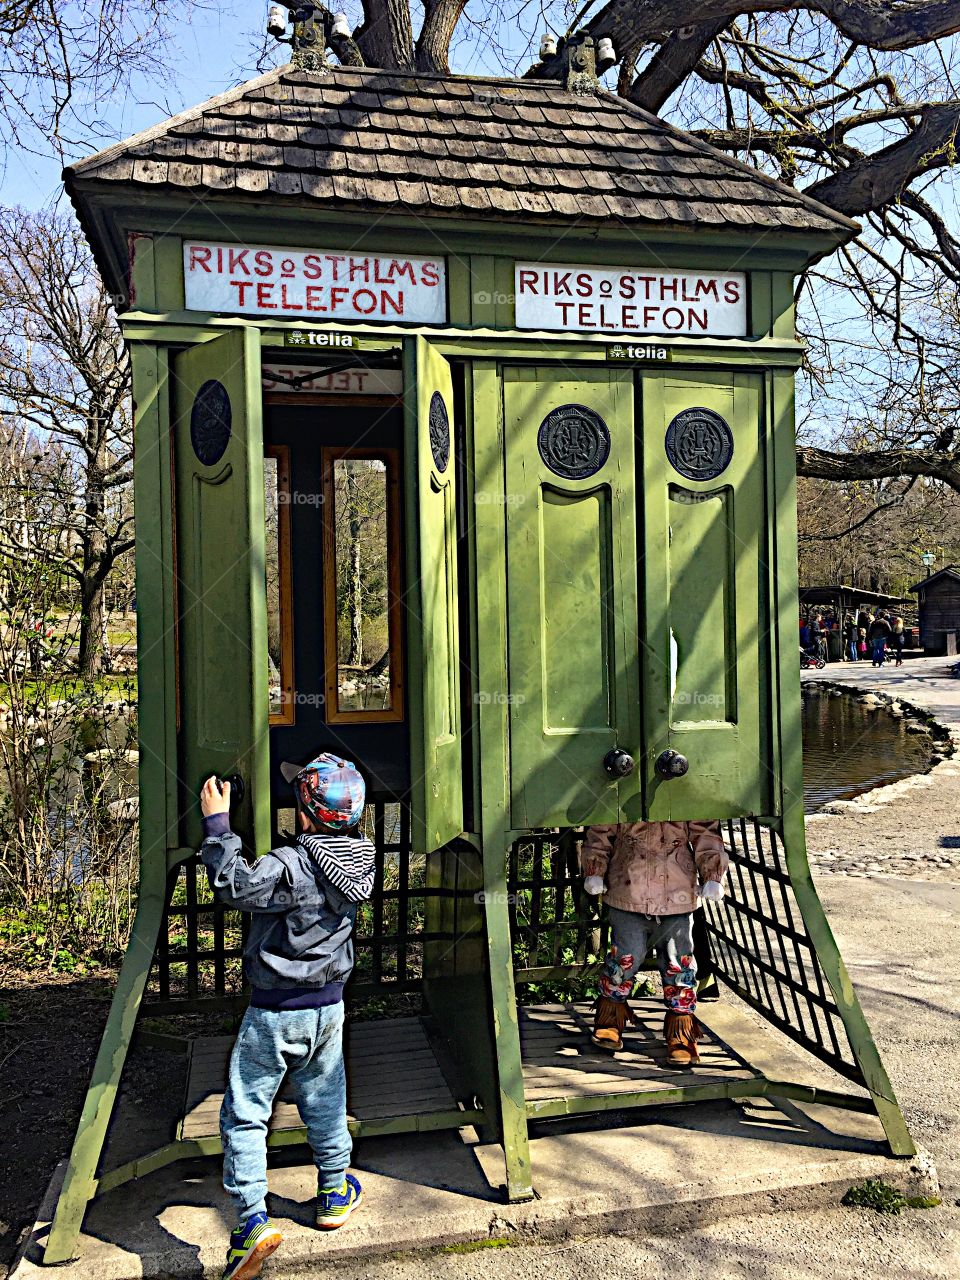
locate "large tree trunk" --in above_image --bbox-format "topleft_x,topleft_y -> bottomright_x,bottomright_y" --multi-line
415,0 -> 467,72
77,460 -> 107,680
78,567 -> 107,680
356,0 -> 415,69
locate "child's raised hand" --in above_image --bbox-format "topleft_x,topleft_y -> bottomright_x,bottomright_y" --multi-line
583,875 -> 606,896
200,775 -> 230,817
699,880 -> 724,901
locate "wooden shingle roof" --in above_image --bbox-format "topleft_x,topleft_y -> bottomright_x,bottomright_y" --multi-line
65,64 -> 857,238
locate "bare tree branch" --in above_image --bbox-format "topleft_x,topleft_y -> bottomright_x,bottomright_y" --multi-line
624,21 -> 729,112
805,101 -> 960,213
798,444 -> 960,489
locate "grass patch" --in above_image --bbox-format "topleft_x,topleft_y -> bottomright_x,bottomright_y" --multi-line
1,675 -> 137,702
441,1238 -> 519,1254
842,1178 -> 942,1214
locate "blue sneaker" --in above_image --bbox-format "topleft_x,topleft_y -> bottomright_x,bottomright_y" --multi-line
316,1173 -> 363,1229
222,1212 -> 282,1280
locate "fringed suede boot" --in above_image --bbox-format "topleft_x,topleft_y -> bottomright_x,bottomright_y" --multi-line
591,995 -> 638,1052
664,1011 -> 704,1066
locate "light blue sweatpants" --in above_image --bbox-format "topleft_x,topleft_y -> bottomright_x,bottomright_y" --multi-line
220,1002 -> 352,1221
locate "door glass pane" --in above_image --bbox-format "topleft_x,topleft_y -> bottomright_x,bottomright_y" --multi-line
264,447 -> 293,723
264,455 -> 283,717
331,456 -> 393,713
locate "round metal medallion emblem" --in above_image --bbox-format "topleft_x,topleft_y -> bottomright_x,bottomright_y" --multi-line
537,404 -> 611,480
664,407 -> 734,482
429,390 -> 450,473
190,380 -> 232,466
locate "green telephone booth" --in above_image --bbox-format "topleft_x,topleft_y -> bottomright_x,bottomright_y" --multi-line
44,55 -> 914,1263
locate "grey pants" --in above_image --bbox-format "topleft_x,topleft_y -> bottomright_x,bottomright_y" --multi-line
607,906 -> 698,1013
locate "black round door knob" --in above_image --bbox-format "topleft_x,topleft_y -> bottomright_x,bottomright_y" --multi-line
603,748 -> 635,778
223,773 -> 245,805
655,749 -> 689,779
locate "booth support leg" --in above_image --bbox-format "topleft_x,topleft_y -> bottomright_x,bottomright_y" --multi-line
44,886 -> 166,1263
780,807 -> 915,1157
483,831 -> 533,1202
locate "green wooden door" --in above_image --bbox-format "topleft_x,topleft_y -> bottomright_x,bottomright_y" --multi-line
503,366 -> 642,828
172,328 -> 271,854
641,370 -> 769,819
405,337 -> 463,852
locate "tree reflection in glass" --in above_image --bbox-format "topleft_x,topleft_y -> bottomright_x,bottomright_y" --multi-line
332,456 -> 391,713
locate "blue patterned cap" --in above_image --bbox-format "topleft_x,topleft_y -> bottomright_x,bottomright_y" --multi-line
282,753 -> 366,831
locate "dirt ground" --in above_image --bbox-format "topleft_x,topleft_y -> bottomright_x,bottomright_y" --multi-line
0,963 -> 196,1279
0,965 -> 117,1277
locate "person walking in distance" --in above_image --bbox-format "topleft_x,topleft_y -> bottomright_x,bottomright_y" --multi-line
892,616 -> 907,666
869,609 -> 893,667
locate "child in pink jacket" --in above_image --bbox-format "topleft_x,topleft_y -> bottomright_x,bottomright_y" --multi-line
581,821 -> 729,1065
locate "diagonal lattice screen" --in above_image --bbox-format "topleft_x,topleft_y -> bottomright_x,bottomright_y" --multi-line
704,817 -> 863,1083
506,821 -> 865,1084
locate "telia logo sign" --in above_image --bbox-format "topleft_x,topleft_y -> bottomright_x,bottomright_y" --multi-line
515,263 -> 747,337
183,241 -> 447,323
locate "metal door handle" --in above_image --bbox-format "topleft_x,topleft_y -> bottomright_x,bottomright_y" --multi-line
603,748 -> 635,778
223,773 -> 245,804
654,750 -> 689,779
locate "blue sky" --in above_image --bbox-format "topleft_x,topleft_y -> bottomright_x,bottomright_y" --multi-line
3,1 -> 524,210
4,6 -> 274,208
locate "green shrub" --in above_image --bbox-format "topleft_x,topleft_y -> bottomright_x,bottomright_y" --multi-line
842,1179 -> 941,1214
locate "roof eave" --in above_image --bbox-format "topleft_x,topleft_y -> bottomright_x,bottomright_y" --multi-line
66,172 -> 853,311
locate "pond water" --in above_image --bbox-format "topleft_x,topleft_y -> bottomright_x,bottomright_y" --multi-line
801,685 -> 934,812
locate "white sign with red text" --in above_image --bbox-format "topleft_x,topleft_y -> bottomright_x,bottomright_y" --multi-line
184,241 -> 447,323
515,263 -> 747,337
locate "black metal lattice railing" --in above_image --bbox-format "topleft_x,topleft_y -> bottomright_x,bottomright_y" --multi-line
703,817 -> 862,1083
508,829 -> 606,981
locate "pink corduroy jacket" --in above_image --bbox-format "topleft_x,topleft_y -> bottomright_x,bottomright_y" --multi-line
580,821 -> 728,916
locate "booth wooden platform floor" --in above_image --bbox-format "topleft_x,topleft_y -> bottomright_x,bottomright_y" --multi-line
182,1018 -> 460,1140
180,1002 -> 755,1145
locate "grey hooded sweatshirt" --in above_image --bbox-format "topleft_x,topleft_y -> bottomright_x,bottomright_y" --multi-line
200,814 -> 375,1009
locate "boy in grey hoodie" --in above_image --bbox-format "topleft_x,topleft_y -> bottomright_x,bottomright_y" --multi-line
199,753 -> 375,1280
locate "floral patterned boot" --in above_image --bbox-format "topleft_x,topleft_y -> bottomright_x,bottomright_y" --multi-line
591,946 -> 638,1052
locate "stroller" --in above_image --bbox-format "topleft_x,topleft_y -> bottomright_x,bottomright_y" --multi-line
800,645 -> 826,670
